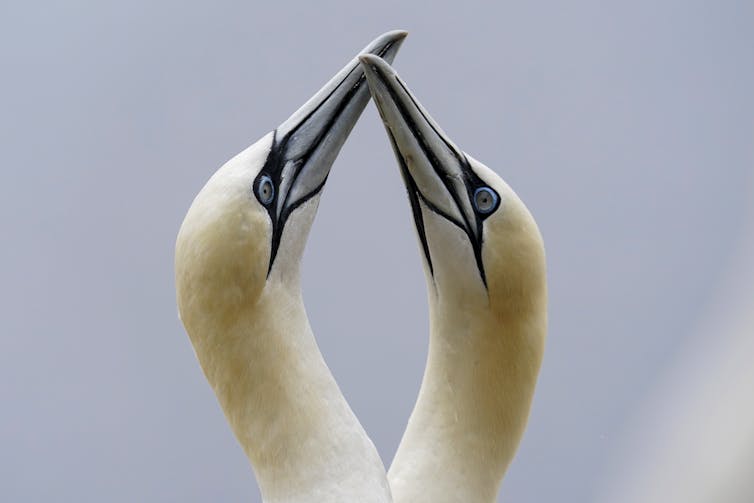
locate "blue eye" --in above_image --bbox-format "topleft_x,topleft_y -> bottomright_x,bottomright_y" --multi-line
473,187 -> 498,214
257,175 -> 274,205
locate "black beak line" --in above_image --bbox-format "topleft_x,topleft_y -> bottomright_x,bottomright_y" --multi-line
359,54 -> 493,287
257,31 -> 407,274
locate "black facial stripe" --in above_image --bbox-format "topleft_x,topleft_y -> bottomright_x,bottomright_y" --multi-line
263,134 -> 330,276
386,128 -> 434,278
274,41 -> 399,215
414,189 -> 465,232
258,42 -> 399,275
270,65 -> 361,227
460,154 -> 490,240
381,75 -> 476,238
370,64 -> 489,287
394,75 -> 498,224
259,68 -> 359,273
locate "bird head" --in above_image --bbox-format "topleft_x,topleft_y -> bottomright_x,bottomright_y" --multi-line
175,32 -> 407,331
359,54 -> 546,318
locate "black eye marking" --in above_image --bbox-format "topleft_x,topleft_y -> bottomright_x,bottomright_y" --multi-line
473,187 -> 499,215
255,174 -> 275,205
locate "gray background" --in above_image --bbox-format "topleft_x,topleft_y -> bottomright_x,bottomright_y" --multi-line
1,1 -> 752,502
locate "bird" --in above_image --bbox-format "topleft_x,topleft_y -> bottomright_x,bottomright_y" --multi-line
174,31 -> 406,503
359,54 -> 548,503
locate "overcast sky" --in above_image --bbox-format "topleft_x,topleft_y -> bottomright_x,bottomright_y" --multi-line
1,1 -> 753,502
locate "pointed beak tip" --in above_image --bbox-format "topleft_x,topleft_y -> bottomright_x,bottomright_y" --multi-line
357,53 -> 394,75
378,29 -> 408,46
364,30 -> 408,57
389,29 -> 409,41
357,55 -> 387,94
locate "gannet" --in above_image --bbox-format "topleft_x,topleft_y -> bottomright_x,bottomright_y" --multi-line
174,31 -> 406,503
359,54 -> 547,503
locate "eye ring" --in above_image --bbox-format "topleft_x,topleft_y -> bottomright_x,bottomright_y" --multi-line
256,174 -> 275,205
473,186 -> 498,214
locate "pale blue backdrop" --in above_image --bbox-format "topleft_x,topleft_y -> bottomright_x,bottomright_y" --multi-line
1,1 -> 752,501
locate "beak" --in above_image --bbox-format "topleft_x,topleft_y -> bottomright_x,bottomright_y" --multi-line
358,54 -> 492,283
261,30 -> 407,271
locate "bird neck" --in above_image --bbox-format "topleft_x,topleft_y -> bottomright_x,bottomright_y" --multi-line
388,297 -> 545,503
191,281 -> 391,503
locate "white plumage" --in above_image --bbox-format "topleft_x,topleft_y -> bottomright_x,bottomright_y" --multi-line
360,54 -> 548,503
175,32 -> 405,503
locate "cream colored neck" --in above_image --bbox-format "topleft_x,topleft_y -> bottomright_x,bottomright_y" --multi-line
388,298 -> 544,503
193,280 -> 391,503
